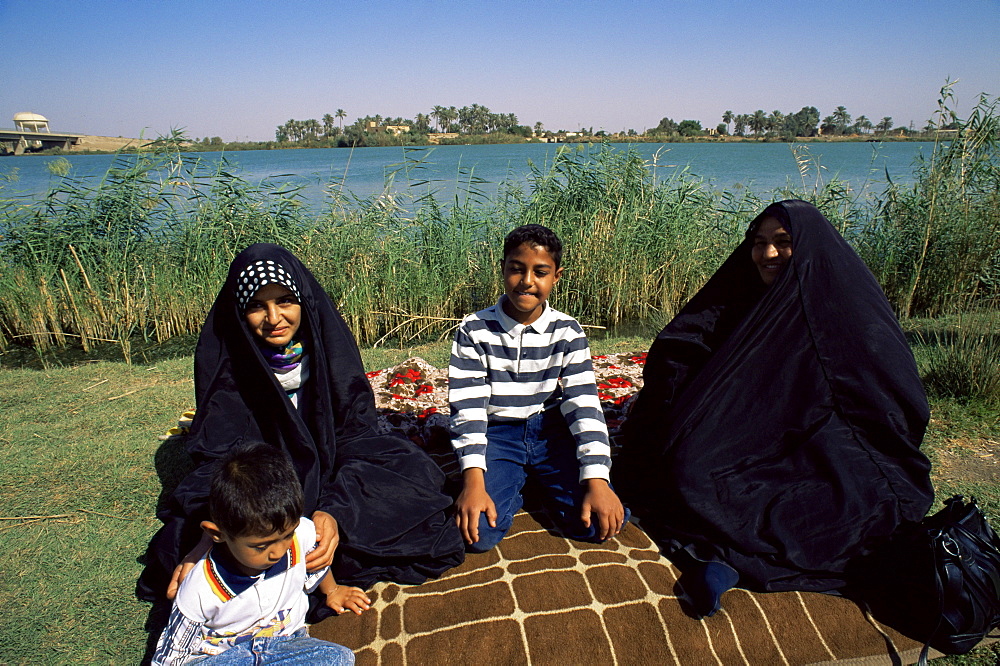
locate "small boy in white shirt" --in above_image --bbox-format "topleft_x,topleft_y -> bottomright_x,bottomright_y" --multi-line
153,442 -> 366,664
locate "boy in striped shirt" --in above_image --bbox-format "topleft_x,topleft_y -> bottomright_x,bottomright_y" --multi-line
449,224 -> 628,553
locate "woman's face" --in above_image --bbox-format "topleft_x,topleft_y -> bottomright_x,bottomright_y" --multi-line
244,283 -> 302,347
751,217 -> 793,286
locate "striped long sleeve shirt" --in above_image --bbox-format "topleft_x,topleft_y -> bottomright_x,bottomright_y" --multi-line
449,297 -> 612,483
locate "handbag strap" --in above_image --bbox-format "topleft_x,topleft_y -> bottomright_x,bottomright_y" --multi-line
916,532 -> 949,666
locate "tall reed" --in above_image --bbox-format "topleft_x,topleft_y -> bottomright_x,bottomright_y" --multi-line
1,93 -> 997,356
853,86 -> 1000,318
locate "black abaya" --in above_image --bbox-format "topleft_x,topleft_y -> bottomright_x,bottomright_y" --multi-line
617,200 -> 933,593
140,244 -> 464,599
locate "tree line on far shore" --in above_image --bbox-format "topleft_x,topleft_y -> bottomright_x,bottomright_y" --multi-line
187,101 -> 961,150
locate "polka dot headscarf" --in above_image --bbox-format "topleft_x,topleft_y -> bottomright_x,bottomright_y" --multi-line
235,260 -> 301,311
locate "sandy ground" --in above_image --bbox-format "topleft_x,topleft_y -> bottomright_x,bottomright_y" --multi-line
69,134 -> 150,152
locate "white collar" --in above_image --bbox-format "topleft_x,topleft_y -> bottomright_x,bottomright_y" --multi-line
494,295 -> 553,334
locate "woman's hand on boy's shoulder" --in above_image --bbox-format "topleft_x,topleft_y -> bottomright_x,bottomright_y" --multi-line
581,479 -> 625,542
306,511 -> 339,572
167,532 -> 213,600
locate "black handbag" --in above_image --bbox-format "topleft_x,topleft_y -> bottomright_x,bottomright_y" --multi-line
864,495 -> 1000,664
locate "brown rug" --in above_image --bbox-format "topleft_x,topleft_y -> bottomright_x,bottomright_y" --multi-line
308,354 -> 941,665
310,507 -> 936,665
153,353 -> 991,662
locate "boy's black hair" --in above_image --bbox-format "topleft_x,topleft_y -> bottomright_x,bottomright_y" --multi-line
503,224 -> 563,268
208,441 -> 304,537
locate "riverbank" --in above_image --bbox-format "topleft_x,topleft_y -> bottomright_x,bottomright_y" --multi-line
1,124 -> 997,354
68,134 -> 150,152
2,130 -> 942,157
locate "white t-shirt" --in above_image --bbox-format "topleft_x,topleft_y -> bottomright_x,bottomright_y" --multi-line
152,517 -> 326,665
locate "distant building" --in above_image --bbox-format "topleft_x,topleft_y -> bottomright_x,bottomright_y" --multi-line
365,121 -> 411,136
13,112 -> 50,132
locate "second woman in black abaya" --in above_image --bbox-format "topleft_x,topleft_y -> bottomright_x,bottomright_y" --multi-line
140,244 -> 465,606
617,200 -> 933,613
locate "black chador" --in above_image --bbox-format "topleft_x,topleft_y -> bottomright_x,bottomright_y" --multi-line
618,200 -> 933,595
139,244 -> 464,602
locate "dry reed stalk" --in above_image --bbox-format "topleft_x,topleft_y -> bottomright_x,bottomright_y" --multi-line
59,268 -> 89,352
370,311 -> 462,323
108,387 -> 146,401
38,276 -> 66,347
107,279 -> 134,362
69,244 -> 109,324
9,333 -> 118,343
405,319 -> 457,343
77,508 -> 133,520
0,514 -> 73,520
0,514 -> 82,532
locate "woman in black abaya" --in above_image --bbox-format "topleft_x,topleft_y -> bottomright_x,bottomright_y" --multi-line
617,200 -> 933,617
139,244 -> 464,610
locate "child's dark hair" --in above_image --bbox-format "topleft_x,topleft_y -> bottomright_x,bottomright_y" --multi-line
208,441 -> 304,537
503,224 -> 563,268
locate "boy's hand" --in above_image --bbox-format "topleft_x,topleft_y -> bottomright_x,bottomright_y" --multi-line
581,479 -> 626,541
325,584 -> 371,615
307,510 -> 339,572
167,532 -> 213,600
455,468 -> 496,545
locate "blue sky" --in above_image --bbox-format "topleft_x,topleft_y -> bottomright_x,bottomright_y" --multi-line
2,0 -> 997,141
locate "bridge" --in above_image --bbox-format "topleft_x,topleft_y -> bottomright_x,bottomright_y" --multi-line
0,129 -> 84,155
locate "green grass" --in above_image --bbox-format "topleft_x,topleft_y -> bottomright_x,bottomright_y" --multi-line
0,356 -> 192,664
2,332 -> 1000,664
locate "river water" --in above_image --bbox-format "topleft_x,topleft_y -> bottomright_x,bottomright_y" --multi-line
0,141 -> 936,209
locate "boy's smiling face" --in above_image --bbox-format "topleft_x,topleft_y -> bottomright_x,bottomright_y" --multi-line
501,242 -> 563,325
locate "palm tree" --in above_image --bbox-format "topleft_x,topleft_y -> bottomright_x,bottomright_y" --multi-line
749,110 -> 767,137
322,114 -> 335,138
470,104 -> 490,133
876,116 -> 893,135
335,109 -> 346,130
722,110 -> 733,135
431,105 -> 445,131
854,115 -> 873,135
768,110 -> 784,135
533,121 -> 544,136
301,119 -> 319,141
832,106 -> 852,134
734,114 -> 748,137
459,105 -> 483,133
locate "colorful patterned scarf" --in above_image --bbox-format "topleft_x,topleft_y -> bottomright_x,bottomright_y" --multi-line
259,339 -> 304,372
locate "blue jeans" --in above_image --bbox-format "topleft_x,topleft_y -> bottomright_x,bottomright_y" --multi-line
200,628 -> 354,665
469,408 -> 629,553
